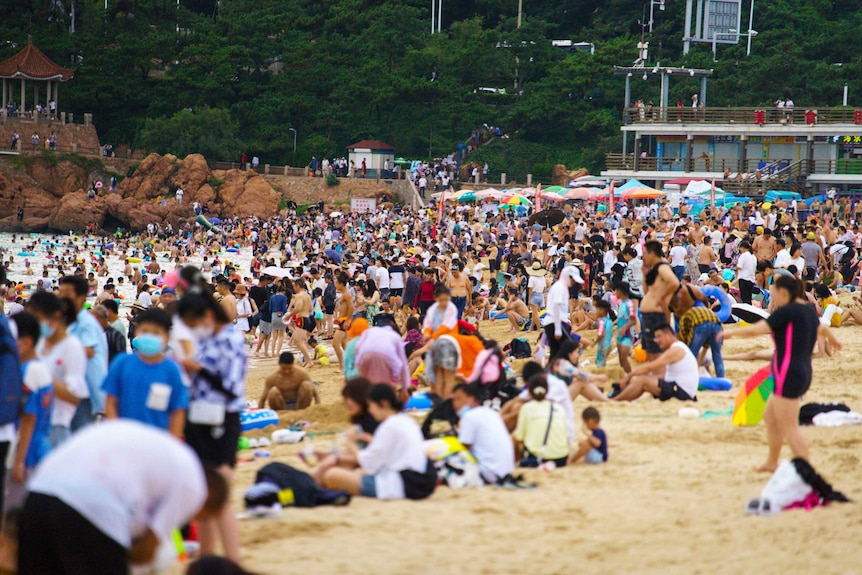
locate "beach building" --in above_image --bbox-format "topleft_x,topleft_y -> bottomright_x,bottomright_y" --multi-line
347,140 -> 395,178
602,68 -> 862,196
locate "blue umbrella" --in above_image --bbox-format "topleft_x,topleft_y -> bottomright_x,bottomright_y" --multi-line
208,217 -> 222,225
324,249 -> 342,264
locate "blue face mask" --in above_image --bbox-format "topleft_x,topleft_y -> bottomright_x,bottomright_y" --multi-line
40,322 -> 55,339
132,333 -> 165,357
457,406 -> 472,419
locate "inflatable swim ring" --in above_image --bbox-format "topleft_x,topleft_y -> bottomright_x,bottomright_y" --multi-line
405,392 -> 433,411
701,285 -> 734,323
106,242 -> 115,249
226,248 -> 239,253
126,257 -> 142,263
240,409 -> 280,431
698,377 -> 732,391
17,252 -> 33,256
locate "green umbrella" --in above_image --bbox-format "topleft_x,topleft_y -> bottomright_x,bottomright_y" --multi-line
457,192 -> 478,203
543,185 -> 567,195
394,157 -> 410,164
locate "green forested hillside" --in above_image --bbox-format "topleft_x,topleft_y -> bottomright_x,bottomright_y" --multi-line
2,0 -> 861,175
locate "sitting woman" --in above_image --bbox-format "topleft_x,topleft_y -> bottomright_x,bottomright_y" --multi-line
309,378 -> 378,480
317,384 -> 435,501
512,374 -> 571,468
548,340 -> 609,403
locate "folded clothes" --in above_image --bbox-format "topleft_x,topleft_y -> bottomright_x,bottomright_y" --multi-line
812,411 -> 862,427
799,402 -> 850,425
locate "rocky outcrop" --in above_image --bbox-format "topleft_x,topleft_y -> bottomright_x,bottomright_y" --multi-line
551,164 -> 590,186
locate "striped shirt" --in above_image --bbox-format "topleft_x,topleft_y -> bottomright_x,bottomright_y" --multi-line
192,325 -> 247,413
678,307 -> 720,346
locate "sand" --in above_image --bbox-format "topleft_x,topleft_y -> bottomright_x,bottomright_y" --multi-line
205,316 -> 862,575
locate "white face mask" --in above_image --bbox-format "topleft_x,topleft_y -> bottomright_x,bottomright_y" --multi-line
192,325 -> 215,340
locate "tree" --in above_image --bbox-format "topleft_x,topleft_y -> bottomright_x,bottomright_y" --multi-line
135,107 -> 240,160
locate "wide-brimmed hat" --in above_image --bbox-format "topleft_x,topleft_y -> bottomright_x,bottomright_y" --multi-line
526,261 -> 547,276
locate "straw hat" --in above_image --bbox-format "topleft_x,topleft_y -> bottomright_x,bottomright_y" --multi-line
526,261 -> 547,277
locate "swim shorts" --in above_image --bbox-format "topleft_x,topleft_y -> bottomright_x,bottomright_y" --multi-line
360,475 -> 377,498
640,312 -> 667,355
657,380 -> 696,402
616,336 -> 633,348
585,449 -> 605,465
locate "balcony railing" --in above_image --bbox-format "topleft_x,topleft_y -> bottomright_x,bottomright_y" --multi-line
605,154 -> 796,175
622,106 -> 862,126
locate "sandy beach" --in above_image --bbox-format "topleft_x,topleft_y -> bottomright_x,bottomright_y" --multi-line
221,317 -> 862,575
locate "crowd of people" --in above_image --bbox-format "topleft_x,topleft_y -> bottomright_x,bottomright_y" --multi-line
0,184 -> 858,572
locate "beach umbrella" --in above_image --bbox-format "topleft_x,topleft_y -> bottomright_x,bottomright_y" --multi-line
539,192 -> 566,202
328,211 -> 344,218
542,185 -> 567,196
733,365 -> 774,427
457,192 -> 478,203
502,194 -> 531,206
528,208 -> 565,228
564,188 -> 593,200
622,186 -> 664,199
473,188 -> 504,200
324,249 -> 342,264
208,217 -> 222,225
261,266 -> 293,279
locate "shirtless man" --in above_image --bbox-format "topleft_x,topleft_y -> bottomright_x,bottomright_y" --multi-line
504,288 -> 530,333
697,236 -> 717,274
332,272 -> 354,365
259,352 -> 320,410
216,278 -> 237,322
285,278 -> 314,368
752,228 -> 777,263
641,240 -> 680,360
446,261 -> 473,319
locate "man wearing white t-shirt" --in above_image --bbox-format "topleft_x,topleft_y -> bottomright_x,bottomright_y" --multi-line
669,238 -> 688,280
736,241 -> 758,304
453,384 -> 515,484
20,421 -> 228,575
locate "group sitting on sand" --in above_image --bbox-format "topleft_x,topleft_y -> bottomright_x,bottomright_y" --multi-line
0,186 -> 857,573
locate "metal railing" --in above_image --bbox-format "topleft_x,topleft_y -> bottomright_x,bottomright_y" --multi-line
622,106 -> 862,126
0,110 -> 92,126
605,154 -> 794,175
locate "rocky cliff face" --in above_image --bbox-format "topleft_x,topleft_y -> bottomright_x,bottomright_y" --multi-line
0,153 -> 282,232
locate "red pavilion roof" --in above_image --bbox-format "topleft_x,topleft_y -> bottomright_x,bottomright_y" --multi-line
0,42 -> 74,82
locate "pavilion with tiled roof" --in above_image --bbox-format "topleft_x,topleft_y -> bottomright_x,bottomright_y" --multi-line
0,38 -> 74,116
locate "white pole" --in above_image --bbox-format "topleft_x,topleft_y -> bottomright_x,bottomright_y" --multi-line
844,84 -> 849,107
746,0 -> 754,55
431,0 -> 434,34
518,0 -> 523,28
649,0 -> 654,33
437,0 -> 442,33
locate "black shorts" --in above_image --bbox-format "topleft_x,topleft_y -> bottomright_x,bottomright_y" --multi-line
640,312 -> 667,355
389,288 -> 403,298
657,379 -> 697,402
698,264 -> 711,274
324,305 -> 336,315
19,493 -> 128,575
185,411 -> 241,468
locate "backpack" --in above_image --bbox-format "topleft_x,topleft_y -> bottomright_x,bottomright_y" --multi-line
0,315 -> 22,426
504,338 -> 531,359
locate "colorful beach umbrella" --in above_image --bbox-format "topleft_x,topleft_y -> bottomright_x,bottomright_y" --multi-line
456,192 -> 478,203
623,186 -> 664,199
564,188 -> 593,200
502,194 -> 532,206
542,185 -> 567,196
733,365 -> 774,427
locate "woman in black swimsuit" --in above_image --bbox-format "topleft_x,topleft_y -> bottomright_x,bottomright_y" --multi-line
724,275 -> 841,472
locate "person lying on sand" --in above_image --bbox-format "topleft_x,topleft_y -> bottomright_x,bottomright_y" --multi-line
258,352 -> 319,411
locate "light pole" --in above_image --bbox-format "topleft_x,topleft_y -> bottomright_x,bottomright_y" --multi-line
288,128 -> 297,154
712,29 -> 757,62
746,0 -> 756,56
648,0 -> 665,33
517,0 -> 523,28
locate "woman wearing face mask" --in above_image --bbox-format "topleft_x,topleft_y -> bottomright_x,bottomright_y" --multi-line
102,308 -> 189,438
176,291 -> 246,563
26,292 -> 89,448
317,384 -> 435,501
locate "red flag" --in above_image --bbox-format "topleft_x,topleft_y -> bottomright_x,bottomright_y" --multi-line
608,181 -> 615,215
711,179 -> 716,214
535,183 -> 542,212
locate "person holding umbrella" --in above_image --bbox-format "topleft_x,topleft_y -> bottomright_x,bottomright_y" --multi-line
722,275 -> 842,473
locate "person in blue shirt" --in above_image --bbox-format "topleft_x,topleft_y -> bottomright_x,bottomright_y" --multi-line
58,276 -> 108,429
591,300 -> 615,368
103,309 -> 188,437
10,312 -> 54,489
568,407 -> 608,465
